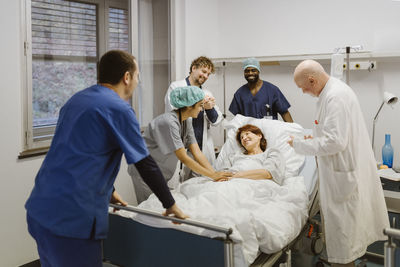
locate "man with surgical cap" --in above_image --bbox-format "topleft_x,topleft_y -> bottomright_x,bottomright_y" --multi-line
129,86 -> 231,203
164,56 -> 223,167
229,57 -> 293,122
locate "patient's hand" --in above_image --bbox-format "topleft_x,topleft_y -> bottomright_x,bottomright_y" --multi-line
215,171 -> 233,178
230,170 -> 272,180
210,171 -> 233,181
215,177 -> 231,182
231,171 -> 245,178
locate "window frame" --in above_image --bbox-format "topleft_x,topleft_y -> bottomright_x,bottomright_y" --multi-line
21,0 -> 133,153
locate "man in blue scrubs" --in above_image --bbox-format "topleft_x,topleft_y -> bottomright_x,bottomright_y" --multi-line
229,58 -> 293,122
25,50 -> 187,267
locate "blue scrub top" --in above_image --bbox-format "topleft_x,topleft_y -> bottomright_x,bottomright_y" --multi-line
25,85 -> 149,240
229,80 -> 290,119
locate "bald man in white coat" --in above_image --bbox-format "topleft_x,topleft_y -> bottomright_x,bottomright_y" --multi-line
288,60 -> 389,266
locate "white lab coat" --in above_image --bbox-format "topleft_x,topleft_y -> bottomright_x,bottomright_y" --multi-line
293,77 -> 389,264
164,79 -> 223,166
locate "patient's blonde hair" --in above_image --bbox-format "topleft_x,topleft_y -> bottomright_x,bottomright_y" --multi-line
236,124 -> 267,153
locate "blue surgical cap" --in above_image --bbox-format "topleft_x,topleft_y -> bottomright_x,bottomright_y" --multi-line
242,57 -> 260,72
170,86 -> 205,109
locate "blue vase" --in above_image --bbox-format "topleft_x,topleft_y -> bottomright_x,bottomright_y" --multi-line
382,134 -> 394,168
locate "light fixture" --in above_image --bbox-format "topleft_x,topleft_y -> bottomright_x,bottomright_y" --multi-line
372,91 -> 398,158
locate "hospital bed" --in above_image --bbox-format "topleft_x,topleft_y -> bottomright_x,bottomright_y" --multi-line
103,116 -> 321,267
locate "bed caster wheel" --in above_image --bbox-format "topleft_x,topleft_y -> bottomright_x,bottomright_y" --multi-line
315,257 -> 329,267
356,259 -> 368,267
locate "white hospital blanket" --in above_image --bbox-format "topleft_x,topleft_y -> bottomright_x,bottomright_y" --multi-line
121,176 -> 309,265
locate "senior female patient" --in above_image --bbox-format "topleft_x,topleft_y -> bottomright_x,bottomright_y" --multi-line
129,86 -> 231,203
218,124 -> 285,184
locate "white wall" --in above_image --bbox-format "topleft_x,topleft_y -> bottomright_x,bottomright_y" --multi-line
0,2 -> 38,266
183,0 -> 219,72
190,0 -> 400,58
0,1 -> 137,266
176,0 -> 400,164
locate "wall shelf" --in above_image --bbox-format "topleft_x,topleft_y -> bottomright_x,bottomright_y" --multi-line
212,51 -> 400,67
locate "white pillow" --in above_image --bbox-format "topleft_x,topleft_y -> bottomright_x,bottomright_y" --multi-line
216,115 -> 306,178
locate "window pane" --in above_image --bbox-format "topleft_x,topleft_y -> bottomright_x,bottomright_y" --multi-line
31,0 -> 97,57
108,7 -> 129,51
31,0 -> 97,128
32,60 -> 97,127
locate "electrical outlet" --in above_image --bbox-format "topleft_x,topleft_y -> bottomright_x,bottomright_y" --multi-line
342,61 -> 376,70
344,61 -> 377,70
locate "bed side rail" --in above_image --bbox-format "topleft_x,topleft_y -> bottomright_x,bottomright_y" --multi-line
108,204 -> 235,267
109,204 -> 233,238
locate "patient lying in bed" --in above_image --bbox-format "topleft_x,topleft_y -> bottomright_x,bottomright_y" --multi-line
217,124 -> 285,184
124,116 -> 309,266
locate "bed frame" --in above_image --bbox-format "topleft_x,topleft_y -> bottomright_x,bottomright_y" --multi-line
103,204 -> 234,267
103,156 -> 321,267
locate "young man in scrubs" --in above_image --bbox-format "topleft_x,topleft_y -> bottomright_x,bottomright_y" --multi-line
288,60 -> 389,267
164,56 -> 223,166
131,86 -> 231,203
25,50 -> 187,267
229,57 -> 293,122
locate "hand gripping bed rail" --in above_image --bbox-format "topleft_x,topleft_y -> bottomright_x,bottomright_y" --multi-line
383,227 -> 400,267
110,204 -> 235,267
110,204 -> 233,236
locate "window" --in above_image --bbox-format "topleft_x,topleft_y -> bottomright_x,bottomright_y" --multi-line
108,7 -> 129,51
22,0 -> 130,152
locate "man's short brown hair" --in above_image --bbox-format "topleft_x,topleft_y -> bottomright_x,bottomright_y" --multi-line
189,56 -> 215,74
98,50 -> 136,85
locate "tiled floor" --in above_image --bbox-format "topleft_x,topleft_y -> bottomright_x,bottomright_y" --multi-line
103,257 -> 384,267
291,250 -> 384,267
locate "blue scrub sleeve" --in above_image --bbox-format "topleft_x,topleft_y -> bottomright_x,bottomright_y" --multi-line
228,95 -> 240,115
134,155 -> 175,209
113,108 -> 149,164
205,108 -> 218,123
274,88 -> 291,114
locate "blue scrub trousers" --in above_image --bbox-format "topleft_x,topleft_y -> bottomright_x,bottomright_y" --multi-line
27,215 -> 102,267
